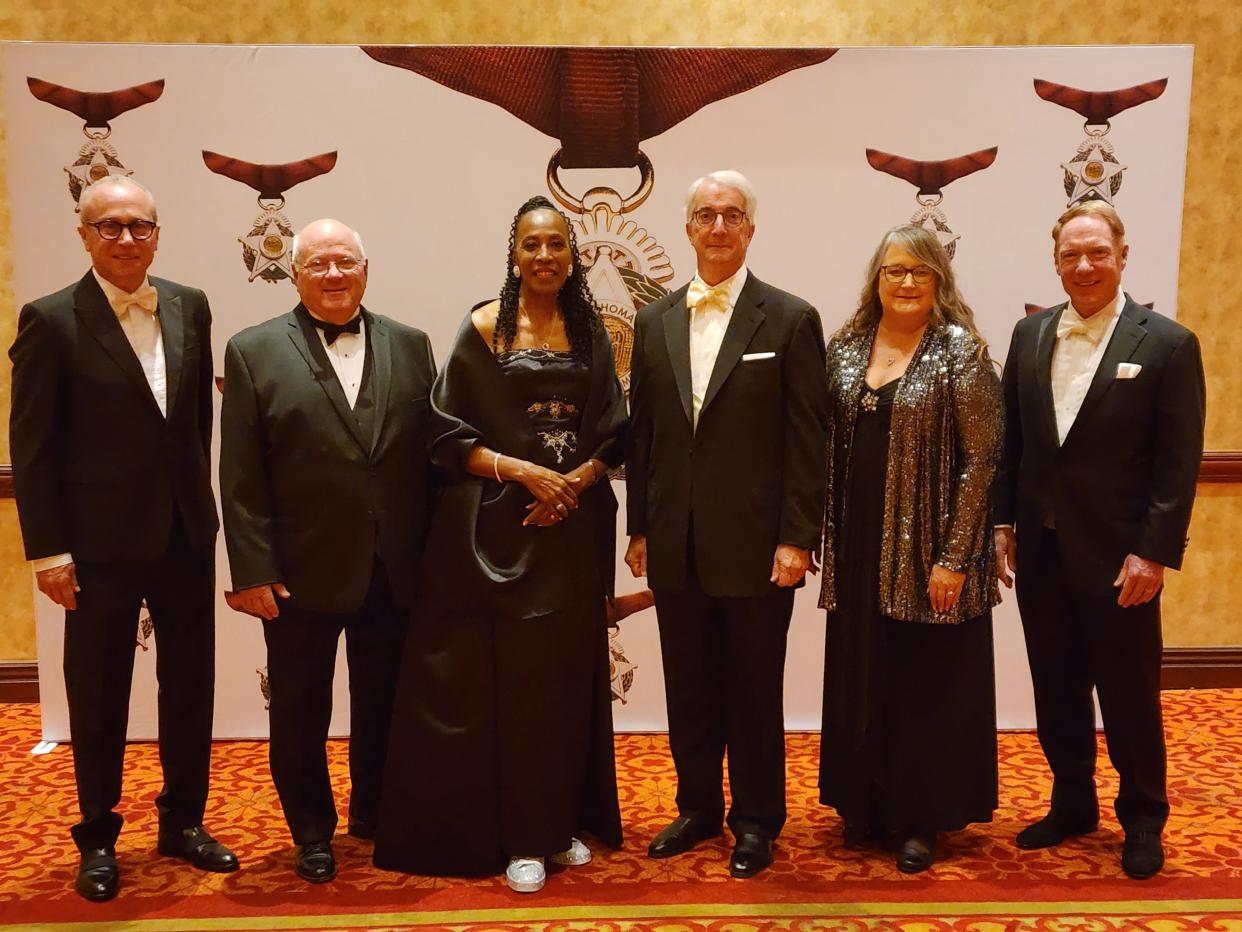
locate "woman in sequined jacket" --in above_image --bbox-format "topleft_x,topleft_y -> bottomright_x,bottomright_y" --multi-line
817,224 -> 1003,874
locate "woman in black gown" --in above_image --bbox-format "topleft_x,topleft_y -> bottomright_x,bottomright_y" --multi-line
818,224 -> 1003,873
373,196 -> 625,893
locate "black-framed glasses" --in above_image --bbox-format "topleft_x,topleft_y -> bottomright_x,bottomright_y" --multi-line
84,219 -> 158,241
691,207 -> 748,229
881,264 -> 935,284
298,257 -> 364,276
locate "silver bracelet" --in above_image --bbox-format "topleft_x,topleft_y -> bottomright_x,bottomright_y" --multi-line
493,451 -> 503,483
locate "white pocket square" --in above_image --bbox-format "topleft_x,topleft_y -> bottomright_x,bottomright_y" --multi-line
742,351 -> 776,361
1116,362 -> 1142,379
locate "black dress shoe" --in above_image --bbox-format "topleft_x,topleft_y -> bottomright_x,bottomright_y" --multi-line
157,826 -> 240,873
1122,830 -> 1164,879
647,815 -> 723,859
76,847 -> 118,902
295,840 -> 337,883
1015,813 -> 1098,850
347,820 -> 376,841
895,834 -> 936,873
729,832 -> 773,879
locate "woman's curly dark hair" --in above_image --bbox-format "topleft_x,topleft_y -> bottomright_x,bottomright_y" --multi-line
495,195 -> 599,362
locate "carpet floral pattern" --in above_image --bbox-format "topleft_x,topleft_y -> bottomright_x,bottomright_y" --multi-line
1,690 -> 1240,930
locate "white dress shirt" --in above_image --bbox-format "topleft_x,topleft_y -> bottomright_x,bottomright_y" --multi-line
1050,290 -> 1123,445
308,309 -> 367,408
94,269 -> 167,416
687,265 -> 747,430
33,272 -> 169,574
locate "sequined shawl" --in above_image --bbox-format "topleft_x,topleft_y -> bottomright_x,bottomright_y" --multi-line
818,322 -> 1003,623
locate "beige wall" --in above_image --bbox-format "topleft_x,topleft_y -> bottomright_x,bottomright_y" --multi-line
0,1 -> 1238,661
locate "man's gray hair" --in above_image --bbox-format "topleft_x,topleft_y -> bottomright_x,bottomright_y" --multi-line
291,229 -> 367,267
77,175 -> 158,222
684,170 -> 758,223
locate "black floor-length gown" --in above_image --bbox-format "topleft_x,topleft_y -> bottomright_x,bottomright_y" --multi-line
820,378 -> 998,835
373,341 -> 623,876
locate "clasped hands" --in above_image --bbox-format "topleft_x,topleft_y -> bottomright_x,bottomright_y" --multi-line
993,527 -> 1164,607
517,459 -> 600,527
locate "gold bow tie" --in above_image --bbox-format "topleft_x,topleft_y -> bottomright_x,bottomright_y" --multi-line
110,284 -> 158,319
686,278 -> 730,311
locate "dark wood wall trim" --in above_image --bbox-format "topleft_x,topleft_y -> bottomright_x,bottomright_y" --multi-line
0,662 -> 39,703
1,653 -> 1236,702
0,464 -> 11,497
1198,451 -> 1242,483
1161,647 -> 1242,689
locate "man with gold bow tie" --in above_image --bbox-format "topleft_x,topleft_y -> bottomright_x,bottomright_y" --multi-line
9,176 -> 237,901
625,170 -> 828,878
993,201 -> 1205,880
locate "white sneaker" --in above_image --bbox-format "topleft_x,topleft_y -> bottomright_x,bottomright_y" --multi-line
549,837 -> 592,866
505,856 -> 546,893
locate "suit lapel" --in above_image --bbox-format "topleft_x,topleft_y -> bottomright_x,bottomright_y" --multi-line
285,306 -> 369,453
1063,296 -> 1147,444
662,286 -> 694,426
700,275 -> 765,420
367,310 -> 391,455
1035,306 -> 1061,447
156,283 -> 184,418
73,272 -> 163,417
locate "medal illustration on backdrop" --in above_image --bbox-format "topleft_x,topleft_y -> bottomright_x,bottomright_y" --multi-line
865,147 -> 999,260
1024,77 -> 1167,316
201,150 -> 338,283
362,45 -> 838,705
26,76 -> 165,207
1034,77 -> 1167,207
362,45 -> 835,396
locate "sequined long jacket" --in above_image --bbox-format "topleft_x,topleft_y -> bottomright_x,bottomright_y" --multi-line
818,322 -> 1003,624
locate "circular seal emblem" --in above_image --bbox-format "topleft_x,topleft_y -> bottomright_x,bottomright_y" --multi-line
548,151 -> 675,392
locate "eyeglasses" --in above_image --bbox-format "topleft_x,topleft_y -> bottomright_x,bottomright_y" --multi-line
691,207 -> 748,230
84,219 -> 158,241
298,257 -> 364,276
880,264 -> 935,284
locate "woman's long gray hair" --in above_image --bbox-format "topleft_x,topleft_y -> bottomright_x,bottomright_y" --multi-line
838,224 -> 991,362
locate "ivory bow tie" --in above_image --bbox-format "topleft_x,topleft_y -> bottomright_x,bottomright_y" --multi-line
686,278 -> 730,311
1055,313 -> 1100,341
109,284 -> 158,318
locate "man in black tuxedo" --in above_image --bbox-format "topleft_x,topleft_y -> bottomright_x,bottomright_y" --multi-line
625,170 -> 828,878
994,201 -> 1205,879
9,176 -> 238,902
220,218 -> 436,883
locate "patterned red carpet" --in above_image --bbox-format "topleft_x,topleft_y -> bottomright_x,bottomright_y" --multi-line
2,692 -> 1241,930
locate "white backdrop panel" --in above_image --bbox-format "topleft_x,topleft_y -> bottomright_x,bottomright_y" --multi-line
1,43 -> 1192,740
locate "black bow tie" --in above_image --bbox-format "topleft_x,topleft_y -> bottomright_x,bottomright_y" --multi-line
311,315 -> 362,345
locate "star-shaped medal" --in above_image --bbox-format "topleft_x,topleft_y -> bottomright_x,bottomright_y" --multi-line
240,219 -> 293,282
917,214 -> 961,252
1062,144 -> 1127,205
65,146 -> 131,203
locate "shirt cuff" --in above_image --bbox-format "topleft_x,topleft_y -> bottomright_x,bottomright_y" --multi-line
32,552 -> 73,573
994,524 -> 1014,530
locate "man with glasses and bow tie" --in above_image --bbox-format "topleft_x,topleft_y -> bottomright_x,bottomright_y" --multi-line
219,218 -> 436,884
993,201 -> 1205,879
625,170 -> 828,878
10,176 -> 238,901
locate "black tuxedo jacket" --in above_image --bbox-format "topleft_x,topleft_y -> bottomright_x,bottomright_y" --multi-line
626,272 -> 829,597
220,306 -> 437,614
9,270 -> 218,563
993,294 -> 1205,594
